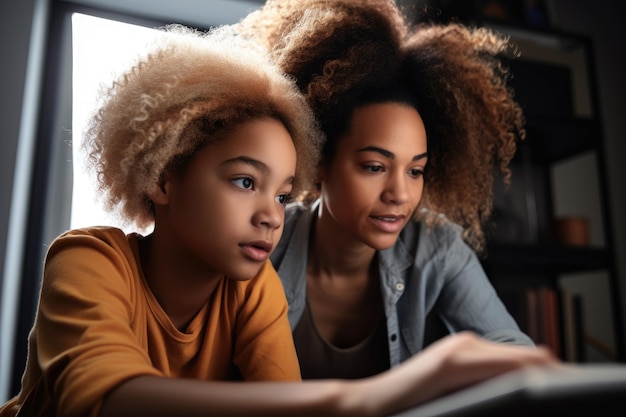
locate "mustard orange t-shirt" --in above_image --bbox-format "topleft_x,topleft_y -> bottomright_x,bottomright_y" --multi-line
0,227 -> 300,417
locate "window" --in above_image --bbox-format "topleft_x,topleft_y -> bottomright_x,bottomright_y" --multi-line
71,13 -> 158,233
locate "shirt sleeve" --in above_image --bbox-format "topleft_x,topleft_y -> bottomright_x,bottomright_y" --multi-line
232,261 -> 302,381
433,226 -> 535,347
38,229 -> 162,417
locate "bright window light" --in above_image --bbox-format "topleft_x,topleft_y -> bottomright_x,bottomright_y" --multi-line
71,13 -> 158,234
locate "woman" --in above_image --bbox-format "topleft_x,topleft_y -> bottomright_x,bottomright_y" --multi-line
236,0 -> 536,379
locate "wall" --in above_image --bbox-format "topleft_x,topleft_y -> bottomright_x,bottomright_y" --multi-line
0,0 -> 43,402
0,0 -> 34,280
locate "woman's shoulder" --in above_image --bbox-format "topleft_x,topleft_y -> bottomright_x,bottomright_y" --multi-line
271,201 -> 313,271
277,201 -> 311,245
396,212 -> 469,261
284,201 -> 309,221
402,212 -> 463,243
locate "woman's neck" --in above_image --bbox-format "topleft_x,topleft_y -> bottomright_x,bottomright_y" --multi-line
310,203 -> 377,279
306,204 -> 384,347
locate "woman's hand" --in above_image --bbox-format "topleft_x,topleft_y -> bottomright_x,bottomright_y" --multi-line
351,331 -> 560,416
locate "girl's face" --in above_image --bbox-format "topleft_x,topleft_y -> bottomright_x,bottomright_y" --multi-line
318,102 -> 427,250
158,117 -> 296,281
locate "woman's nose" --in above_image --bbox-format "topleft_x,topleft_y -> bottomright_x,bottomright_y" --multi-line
381,174 -> 410,205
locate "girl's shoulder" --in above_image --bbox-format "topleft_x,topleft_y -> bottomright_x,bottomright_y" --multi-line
57,225 -> 129,240
47,226 -> 139,268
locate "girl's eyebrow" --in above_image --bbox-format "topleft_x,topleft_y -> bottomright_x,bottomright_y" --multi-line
222,156 -> 295,184
357,146 -> 428,161
223,155 -> 269,173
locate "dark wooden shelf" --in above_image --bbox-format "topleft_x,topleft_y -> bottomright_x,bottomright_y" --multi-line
419,0 -> 625,363
524,115 -> 600,163
482,242 -> 610,275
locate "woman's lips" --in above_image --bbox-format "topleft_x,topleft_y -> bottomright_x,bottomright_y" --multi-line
369,214 -> 406,233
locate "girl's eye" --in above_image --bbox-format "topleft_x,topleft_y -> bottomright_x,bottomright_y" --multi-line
408,168 -> 424,178
232,177 -> 254,190
364,164 -> 384,173
276,194 -> 293,206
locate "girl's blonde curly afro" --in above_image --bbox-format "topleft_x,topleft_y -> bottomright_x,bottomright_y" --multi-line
83,24 -> 322,231
236,0 -> 525,254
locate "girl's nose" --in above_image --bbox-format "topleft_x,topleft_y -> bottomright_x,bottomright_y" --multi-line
253,196 -> 282,229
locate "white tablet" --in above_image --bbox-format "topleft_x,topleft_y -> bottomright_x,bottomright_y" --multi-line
392,364 -> 626,417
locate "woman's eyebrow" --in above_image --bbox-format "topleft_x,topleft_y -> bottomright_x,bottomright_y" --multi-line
357,146 -> 428,161
412,152 -> 428,161
357,146 -> 395,159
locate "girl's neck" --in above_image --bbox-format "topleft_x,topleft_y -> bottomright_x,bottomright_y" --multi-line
138,232 -> 222,331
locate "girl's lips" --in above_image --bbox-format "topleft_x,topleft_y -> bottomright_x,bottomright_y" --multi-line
369,215 -> 406,233
240,240 -> 273,262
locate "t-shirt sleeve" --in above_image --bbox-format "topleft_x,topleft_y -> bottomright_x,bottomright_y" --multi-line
37,229 -> 161,417
232,261 -> 301,381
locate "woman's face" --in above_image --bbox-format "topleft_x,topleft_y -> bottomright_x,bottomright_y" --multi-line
318,102 -> 427,250
158,117 -> 296,281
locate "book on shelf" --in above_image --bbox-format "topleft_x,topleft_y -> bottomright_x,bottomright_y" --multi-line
561,287 -> 585,362
501,285 -> 584,361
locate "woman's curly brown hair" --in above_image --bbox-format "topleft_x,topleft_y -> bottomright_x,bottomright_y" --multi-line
236,0 -> 525,254
82,24 -> 323,232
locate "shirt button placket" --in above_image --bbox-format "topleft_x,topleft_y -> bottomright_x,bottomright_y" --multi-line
390,282 -> 404,344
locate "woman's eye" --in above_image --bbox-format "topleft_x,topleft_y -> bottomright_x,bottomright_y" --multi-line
232,177 -> 254,190
409,168 -> 424,178
276,194 -> 293,206
364,164 -> 384,173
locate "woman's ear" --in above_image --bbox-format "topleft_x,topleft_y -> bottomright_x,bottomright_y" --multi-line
315,161 -> 326,185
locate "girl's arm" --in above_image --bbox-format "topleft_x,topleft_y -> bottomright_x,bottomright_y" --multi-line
100,332 -> 559,417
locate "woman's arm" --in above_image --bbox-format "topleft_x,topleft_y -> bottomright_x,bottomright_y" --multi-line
100,332 -> 558,417
432,225 -> 534,345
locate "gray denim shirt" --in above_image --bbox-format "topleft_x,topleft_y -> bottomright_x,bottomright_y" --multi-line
271,200 -> 534,368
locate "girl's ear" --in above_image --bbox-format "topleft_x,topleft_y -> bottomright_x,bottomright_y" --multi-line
147,173 -> 172,206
